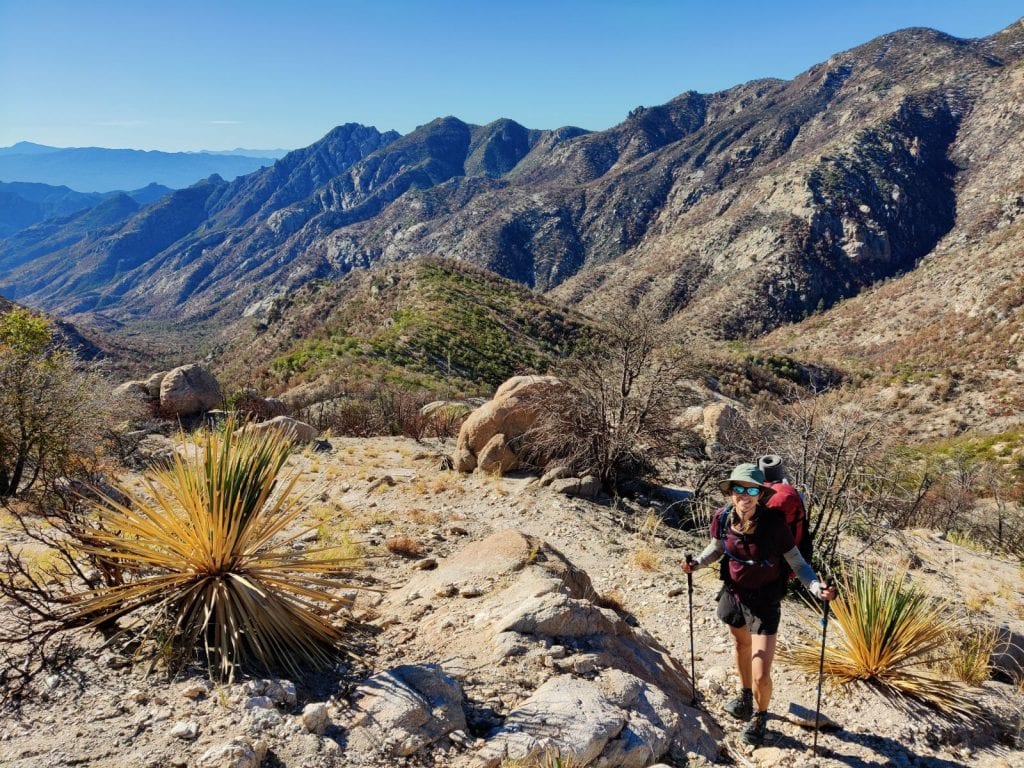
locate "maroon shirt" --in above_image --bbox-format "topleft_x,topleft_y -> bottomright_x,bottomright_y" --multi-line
711,506 -> 796,592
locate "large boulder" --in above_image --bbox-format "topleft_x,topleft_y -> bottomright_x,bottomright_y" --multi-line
143,371 -> 168,398
476,433 -> 518,475
159,364 -> 222,417
700,401 -> 749,456
112,380 -> 151,402
455,375 -> 562,475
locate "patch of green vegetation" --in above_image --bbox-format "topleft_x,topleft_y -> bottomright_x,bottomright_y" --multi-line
907,430 -> 1024,466
264,259 -> 592,395
745,353 -> 805,384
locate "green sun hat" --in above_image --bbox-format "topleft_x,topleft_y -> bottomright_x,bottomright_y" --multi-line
718,463 -> 775,497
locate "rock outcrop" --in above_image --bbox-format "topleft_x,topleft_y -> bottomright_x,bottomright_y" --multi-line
381,529 -> 720,765
236,415 -> 317,444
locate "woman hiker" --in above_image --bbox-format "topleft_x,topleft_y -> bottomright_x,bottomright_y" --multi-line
682,463 -> 836,746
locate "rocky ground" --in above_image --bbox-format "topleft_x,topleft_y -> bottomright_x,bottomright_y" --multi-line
1,435 -> 1022,768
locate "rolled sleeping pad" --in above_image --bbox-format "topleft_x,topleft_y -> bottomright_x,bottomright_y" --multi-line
758,454 -> 784,483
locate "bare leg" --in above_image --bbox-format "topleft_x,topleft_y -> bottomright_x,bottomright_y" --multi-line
729,624 -> 752,690
750,633 -> 778,713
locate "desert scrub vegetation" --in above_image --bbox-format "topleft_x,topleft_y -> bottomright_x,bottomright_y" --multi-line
784,565 -> 982,719
0,421 -> 363,701
0,308 -> 112,498
261,258 -> 592,399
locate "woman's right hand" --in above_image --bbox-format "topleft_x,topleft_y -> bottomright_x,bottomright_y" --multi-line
681,556 -> 695,574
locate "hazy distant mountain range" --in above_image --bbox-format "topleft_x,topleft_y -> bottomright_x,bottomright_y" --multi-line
0,142 -> 287,192
2,16 -> 1024,398
0,180 -> 172,238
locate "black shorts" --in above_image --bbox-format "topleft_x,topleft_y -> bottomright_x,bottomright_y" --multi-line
717,586 -> 781,635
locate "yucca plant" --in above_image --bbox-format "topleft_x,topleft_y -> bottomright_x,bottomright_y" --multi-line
784,565 -> 982,718
63,421 -> 357,680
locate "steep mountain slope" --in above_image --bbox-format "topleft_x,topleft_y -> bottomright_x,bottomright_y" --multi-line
760,64 -> 1024,435
0,124 -> 400,317
2,20 -> 1023,350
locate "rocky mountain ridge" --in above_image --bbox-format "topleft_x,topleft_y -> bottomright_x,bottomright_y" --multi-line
1,20 -> 1023,359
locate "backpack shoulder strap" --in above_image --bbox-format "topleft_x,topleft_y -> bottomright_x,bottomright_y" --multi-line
715,505 -> 732,582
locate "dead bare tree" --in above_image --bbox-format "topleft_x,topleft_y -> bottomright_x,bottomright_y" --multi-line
521,306 -> 698,492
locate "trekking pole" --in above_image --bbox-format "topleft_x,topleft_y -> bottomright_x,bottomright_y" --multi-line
813,581 -> 831,759
685,554 -> 697,706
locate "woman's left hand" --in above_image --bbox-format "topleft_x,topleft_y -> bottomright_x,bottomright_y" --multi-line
820,584 -> 837,602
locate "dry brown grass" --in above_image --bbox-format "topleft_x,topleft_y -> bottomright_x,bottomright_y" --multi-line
595,590 -> 627,613
945,622 -> 1003,685
406,507 -> 442,526
631,546 -> 660,572
385,535 -> 425,557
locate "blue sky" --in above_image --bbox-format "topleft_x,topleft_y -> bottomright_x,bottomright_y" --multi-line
1,0 -> 1021,152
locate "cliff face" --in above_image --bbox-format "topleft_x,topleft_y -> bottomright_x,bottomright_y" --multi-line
2,20 -> 1024,343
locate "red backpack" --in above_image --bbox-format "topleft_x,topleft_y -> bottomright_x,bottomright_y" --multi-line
764,481 -> 812,579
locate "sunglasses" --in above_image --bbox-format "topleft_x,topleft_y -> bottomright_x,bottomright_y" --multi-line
730,484 -> 761,496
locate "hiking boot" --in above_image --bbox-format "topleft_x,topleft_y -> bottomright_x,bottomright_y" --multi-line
741,711 -> 769,746
723,690 -> 753,721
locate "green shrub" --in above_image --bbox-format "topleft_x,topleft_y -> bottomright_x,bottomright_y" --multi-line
0,308 -> 110,498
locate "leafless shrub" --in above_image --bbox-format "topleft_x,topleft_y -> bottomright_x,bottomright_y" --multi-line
683,391 -> 928,572
521,306 -> 698,492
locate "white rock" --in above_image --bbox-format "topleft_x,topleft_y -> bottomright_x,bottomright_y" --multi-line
197,739 -> 264,768
170,721 -> 199,741
301,702 -> 329,735
244,695 -> 275,710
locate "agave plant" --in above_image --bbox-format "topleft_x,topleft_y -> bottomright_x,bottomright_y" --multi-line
784,565 -> 982,718
64,421 -> 356,680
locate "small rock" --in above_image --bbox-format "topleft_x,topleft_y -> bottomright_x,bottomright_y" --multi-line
572,655 -> 599,674
752,746 -> 784,765
460,585 -> 485,598
244,695 -> 275,710
264,679 -> 297,706
448,525 -> 469,536
785,701 -> 840,729
247,708 -> 282,732
301,702 -> 329,735
435,583 -> 458,598
181,682 -> 211,700
170,721 -> 200,741
197,739 -> 263,768
414,558 -> 438,571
